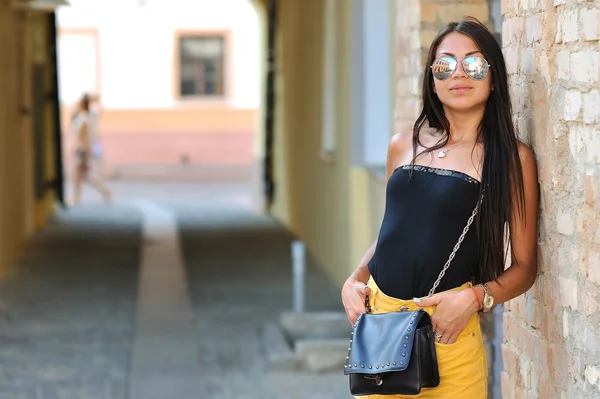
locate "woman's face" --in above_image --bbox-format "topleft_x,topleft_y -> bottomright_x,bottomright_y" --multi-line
432,32 -> 492,112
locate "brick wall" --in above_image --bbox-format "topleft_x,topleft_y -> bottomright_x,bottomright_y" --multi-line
502,0 -> 600,397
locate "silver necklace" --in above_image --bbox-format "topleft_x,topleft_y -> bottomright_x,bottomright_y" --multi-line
437,140 -> 473,159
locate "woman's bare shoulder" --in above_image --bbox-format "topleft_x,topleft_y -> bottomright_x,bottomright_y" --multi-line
389,127 -> 440,156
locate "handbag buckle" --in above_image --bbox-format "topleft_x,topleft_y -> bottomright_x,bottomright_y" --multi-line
364,375 -> 384,386
400,306 -> 408,312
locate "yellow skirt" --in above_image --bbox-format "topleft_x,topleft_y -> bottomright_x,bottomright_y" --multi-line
355,279 -> 488,399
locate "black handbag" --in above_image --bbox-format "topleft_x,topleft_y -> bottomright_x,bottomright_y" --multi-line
344,199 -> 481,396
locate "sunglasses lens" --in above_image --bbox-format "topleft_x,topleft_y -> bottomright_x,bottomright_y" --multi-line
463,57 -> 489,80
431,57 -> 456,80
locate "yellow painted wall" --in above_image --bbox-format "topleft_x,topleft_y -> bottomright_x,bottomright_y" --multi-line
271,0 -> 398,286
270,0 -> 360,285
0,2 -> 57,273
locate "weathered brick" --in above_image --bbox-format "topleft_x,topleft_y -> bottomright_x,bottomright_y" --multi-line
538,54 -> 551,86
559,10 -> 579,43
502,0 -> 509,16
549,344 -> 569,384
558,276 -> 578,310
571,51 -> 599,83
504,46 -> 519,74
562,309 -> 569,337
435,4 -> 489,24
557,51 -> 570,80
503,343 -> 522,383
520,357 -> 532,389
502,370 -> 515,399
586,322 -> 600,354
530,361 -> 541,397
420,3 -> 437,23
538,378 -> 553,399
534,336 -> 549,366
585,173 -> 596,206
582,287 -> 598,315
556,210 -> 575,235
526,13 -> 543,43
583,90 -> 600,124
568,125 -> 586,161
581,8 -> 600,41
584,366 -> 600,389
521,47 -> 534,74
410,29 -> 421,51
588,250 -> 600,285
526,297 -> 542,329
420,29 -> 436,49
504,17 -> 525,46
563,89 -> 582,120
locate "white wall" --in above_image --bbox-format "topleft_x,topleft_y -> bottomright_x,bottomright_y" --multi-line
57,0 -> 260,109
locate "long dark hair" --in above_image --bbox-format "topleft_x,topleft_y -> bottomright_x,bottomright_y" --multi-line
413,16 -> 525,284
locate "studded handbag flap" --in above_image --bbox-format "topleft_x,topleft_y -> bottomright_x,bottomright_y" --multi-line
344,309 -> 430,374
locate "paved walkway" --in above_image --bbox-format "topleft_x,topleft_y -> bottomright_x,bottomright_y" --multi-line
0,181 -> 351,398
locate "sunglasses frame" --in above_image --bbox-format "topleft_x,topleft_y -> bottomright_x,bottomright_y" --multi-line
430,56 -> 491,81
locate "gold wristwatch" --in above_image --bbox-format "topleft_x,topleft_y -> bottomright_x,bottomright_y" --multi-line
480,283 -> 495,312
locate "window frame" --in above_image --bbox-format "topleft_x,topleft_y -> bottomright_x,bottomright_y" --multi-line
350,0 -> 395,168
173,30 -> 232,104
320,0 -> 338,163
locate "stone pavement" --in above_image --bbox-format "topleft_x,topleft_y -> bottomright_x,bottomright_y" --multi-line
0,205 -> 141,399
0,180 -> 352,398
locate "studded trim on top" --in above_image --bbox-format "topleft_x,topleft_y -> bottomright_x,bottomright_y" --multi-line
399,164 -> 480,184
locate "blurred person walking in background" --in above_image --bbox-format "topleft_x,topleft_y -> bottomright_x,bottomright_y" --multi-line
69,93 -> 112,205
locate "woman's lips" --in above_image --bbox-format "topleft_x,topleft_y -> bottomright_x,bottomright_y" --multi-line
449,86 -> 473,93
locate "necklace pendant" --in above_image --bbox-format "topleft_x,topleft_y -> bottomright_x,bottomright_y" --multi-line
438,150 -> 447,158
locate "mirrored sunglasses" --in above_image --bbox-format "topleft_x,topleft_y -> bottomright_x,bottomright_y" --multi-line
430,56 -> 490,81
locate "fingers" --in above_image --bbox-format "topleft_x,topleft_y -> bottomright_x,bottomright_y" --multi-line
342,281 -> 371,326
446,331 -> 460,345
439,331 -> 452,345
434,329 -> 459,345
415,293 -> 443,307
363,285 -> 371,297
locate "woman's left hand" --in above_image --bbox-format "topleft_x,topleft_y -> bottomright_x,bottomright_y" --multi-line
414,289 -> 480,344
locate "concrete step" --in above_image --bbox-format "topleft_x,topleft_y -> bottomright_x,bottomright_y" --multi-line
260,321 -> 298,372
295,338 -> 351,373
261,311 -> 353,373
279,311 -> 350,341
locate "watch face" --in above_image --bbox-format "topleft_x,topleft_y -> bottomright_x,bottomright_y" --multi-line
484,297 -> 494,309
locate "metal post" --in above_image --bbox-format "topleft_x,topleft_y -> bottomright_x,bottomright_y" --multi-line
291,241 -> 305,312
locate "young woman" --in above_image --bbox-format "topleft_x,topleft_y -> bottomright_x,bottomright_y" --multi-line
341,17 -> 539,398
70,94 -> 112,205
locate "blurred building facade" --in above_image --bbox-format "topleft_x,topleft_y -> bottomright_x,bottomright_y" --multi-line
0,0 -> 61,274
56,0 -> 261,179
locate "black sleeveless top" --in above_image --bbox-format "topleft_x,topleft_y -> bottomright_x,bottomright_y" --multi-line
368,165 -> 481,299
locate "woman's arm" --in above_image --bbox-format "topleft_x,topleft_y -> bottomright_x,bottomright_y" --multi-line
345,130 -> 412,281
474,142 -> 539,305
342,130 -> 412,324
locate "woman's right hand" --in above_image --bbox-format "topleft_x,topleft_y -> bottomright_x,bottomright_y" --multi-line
341,278 -> 372,326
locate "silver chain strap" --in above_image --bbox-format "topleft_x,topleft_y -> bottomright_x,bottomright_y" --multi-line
427,194 -> 484,298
